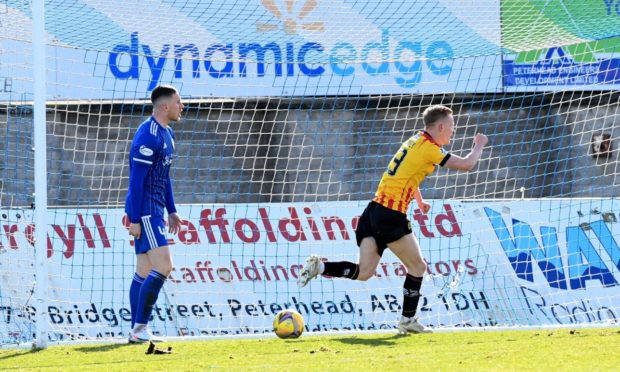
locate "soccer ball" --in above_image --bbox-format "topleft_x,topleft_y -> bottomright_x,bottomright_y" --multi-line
273,309 -> 305,339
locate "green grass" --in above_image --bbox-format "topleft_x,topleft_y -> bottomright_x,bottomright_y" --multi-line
1,328 -> 618,371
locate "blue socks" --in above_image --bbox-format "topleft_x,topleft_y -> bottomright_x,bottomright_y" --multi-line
129,273 -> 145,328
134,270 -> 167,327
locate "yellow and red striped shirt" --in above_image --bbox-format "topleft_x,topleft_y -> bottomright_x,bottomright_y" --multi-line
373,131 -> 450,214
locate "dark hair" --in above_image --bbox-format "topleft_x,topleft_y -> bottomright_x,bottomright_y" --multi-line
150,85 -> 178,105
423,105 -> 453,127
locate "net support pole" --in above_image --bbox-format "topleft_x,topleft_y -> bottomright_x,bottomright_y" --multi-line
32,0 -> 49,349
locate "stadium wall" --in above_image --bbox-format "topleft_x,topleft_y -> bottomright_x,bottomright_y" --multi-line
1,93 -> 619,208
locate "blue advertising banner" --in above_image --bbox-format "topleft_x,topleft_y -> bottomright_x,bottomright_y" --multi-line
0,0 -> 503,99
504,48 -> 620,87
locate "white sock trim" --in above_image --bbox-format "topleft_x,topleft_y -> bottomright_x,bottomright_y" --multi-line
319,262 -> 325,274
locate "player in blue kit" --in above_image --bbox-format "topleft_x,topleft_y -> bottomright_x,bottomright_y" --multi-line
125,85 -> 184,343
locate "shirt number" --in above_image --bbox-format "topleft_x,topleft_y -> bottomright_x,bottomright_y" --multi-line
387,148 -> 408,176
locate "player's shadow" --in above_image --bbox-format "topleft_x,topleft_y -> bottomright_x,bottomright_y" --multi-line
74,342 -> 133,353
333,334 -> 400,346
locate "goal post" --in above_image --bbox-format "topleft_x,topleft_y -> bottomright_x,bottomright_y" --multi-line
32,0 -> 49,349
1,0 -> 620,347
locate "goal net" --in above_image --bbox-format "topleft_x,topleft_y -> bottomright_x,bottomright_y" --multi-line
1,0 -> 620,345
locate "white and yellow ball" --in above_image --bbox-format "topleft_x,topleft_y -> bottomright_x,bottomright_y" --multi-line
273,309 -> 305,339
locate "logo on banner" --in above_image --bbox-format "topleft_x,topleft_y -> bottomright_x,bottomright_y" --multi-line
257,0 -> 325,34
503,47 -> 620,87
107,4 -> 454,90
484,207 -> 620,290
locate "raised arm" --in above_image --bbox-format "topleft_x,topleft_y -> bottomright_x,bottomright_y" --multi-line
444,133 -> 488,171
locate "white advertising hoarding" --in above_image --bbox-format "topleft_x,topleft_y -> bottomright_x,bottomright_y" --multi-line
1,199 -> 619,342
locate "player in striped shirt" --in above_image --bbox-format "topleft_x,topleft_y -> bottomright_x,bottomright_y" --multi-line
298,105 -> 488,334
125,85 -> 184,343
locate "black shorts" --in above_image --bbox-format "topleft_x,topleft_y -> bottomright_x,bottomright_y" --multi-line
355,201 -> 413,256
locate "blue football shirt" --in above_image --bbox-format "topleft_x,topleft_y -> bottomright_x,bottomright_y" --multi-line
125,117 -> 176,223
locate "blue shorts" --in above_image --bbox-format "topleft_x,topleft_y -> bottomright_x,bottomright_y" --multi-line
134,215 -> 168,254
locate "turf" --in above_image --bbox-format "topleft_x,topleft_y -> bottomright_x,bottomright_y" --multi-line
1,328 -> 618,371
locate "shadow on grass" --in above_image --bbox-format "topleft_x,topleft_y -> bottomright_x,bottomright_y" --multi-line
0,342 -> 135,363
332,334 -> 404,346
74,342 -> 134,353
0,348 -> 43,361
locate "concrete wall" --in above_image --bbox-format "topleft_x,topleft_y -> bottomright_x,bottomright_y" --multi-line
1,93 -> 619,208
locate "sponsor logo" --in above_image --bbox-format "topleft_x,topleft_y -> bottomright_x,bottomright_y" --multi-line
107,1 -> 453,90
139,145 -> 153,156
256,0 -> 325,34
163,155 -> 172,166
503,47 -> 620,86
485,207 -> 620,290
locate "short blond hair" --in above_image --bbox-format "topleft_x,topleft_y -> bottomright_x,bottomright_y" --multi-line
423,105 -> 453,127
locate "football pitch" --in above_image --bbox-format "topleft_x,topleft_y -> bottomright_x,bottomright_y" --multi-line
1,328 -> 618,371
